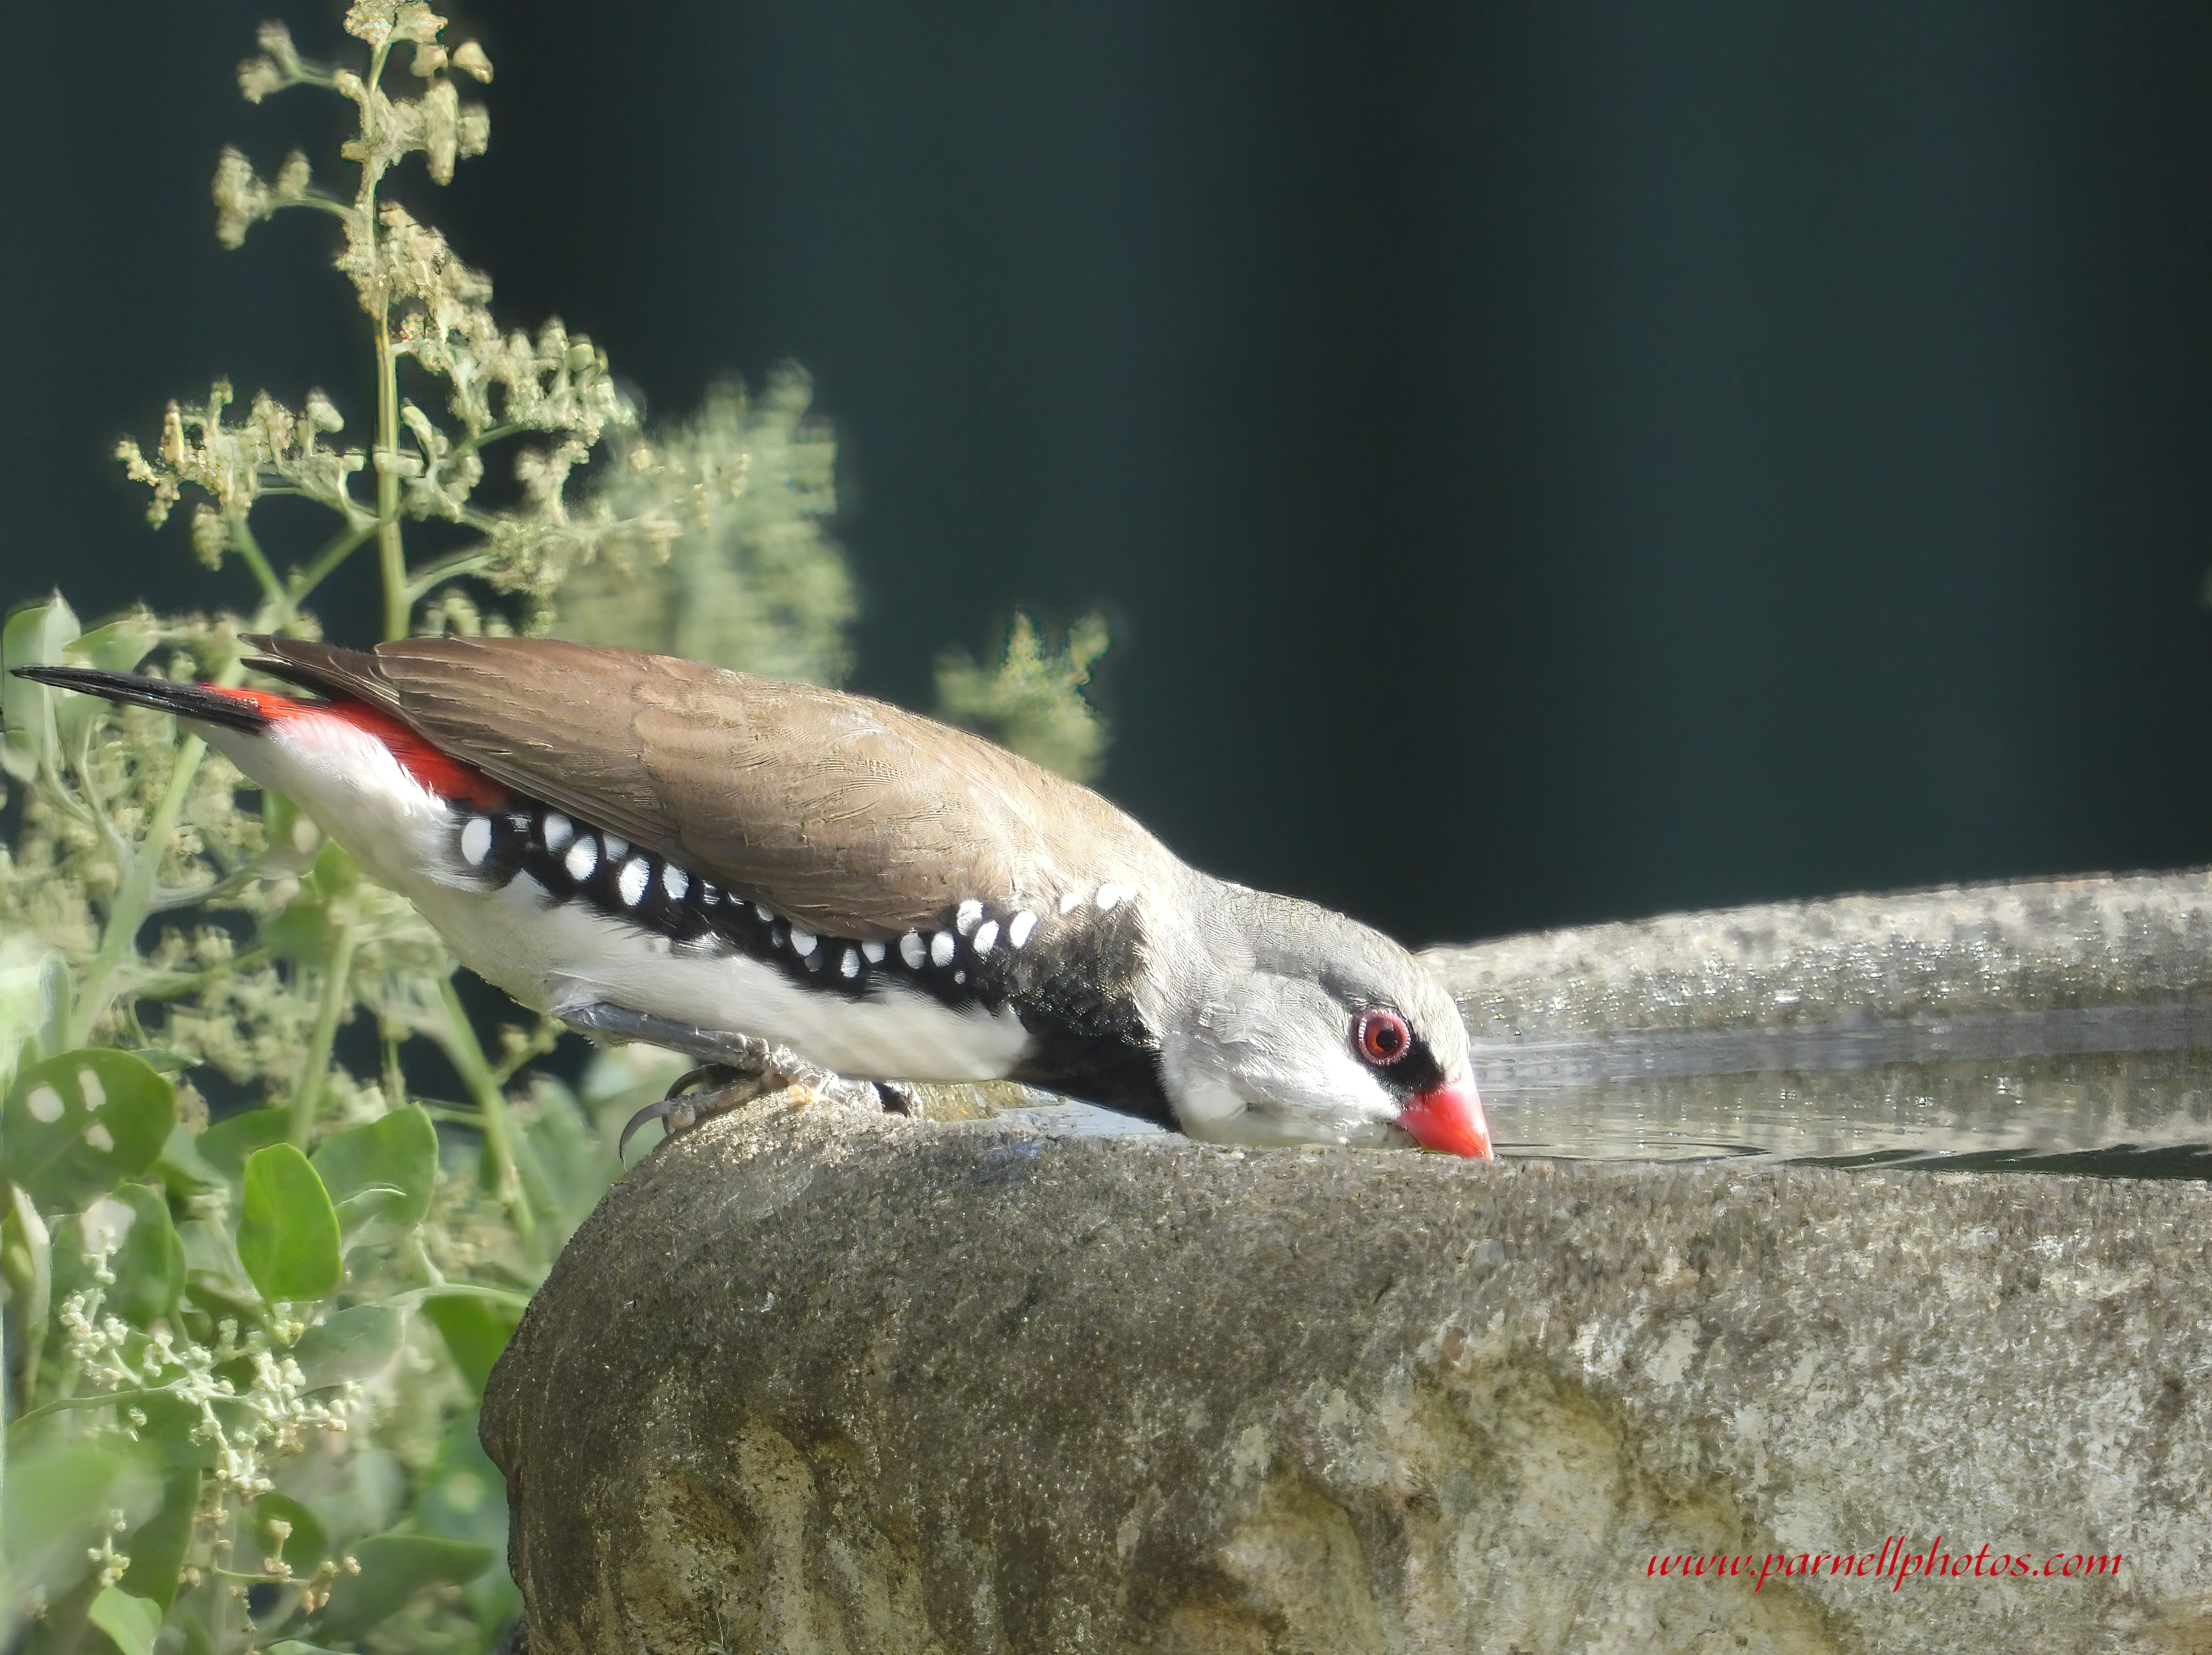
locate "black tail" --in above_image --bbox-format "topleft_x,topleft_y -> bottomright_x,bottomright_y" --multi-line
9,666 -> 275,734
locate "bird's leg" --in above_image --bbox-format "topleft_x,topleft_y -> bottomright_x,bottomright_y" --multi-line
562,1001 -> 882,1158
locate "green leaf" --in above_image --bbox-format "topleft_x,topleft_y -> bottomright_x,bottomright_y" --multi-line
119,1470 -> 200,1611
69,612 -> 159,674
3,1185 -> 52,1386
262,882 -> 337,967
416,1413 -> 520,1633
310,837 -> 363,896
2,1049 -> 177,1213
311,1534 -> 496,1643
177,1607 -> 221,1655
310,1443 -> 408,1545
311,1105 -> 439,1241
248,1491 -> 329,1584
264,1642 -> 350,1655
260,788 -> 323,872
415,1414 -> 506,1551
421,1293 -> 523,1397
0,934 -> 69,1098
132,1391 -> 219,1469
260,835 -> 367,970
1,592 -> 80,782
236,1144 -> 342,1305
194,1108 -> 290,1181
292,1303 -> 406,1389
52,1184 -> 184,1328
126,1047 -> 199,1075
111,1184 -> 185,1325
179,1273 -> 263,1335
85,1585 -> 164,1655
2,1439 -> 156,1608
153,1125 -> 223,1197
514,1076 -> 614,1238
54,613 -> 158,756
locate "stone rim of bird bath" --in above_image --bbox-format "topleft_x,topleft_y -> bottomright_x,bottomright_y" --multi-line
1427,865 -> 2212,1038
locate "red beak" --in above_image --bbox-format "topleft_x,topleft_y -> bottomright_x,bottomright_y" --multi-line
1397,1078 -> 1493,1159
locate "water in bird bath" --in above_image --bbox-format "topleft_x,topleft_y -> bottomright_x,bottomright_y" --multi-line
1476,1002 -> 2212,1173
968,1005 -> 2212,1170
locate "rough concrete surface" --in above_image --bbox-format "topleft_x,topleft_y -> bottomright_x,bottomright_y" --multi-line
483,872 -> 2212,1653
486,1104 -> 2211,1654
1426,868 -> 2212,1036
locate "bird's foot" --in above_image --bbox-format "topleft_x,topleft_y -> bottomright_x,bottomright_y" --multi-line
566,1002 -> 883,1158
615,1063 -> 769,1159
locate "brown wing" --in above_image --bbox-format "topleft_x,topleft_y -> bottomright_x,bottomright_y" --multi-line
245,635 -> 1165,936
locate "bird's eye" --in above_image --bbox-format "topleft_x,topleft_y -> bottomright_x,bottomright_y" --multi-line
1354,1008 -> 1411,1067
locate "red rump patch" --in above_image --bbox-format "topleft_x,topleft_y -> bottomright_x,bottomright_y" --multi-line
204,685 -> 510,810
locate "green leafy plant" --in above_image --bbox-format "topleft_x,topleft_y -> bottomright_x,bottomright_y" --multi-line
936,612 -> 1114,785
0,4 -> 1112,1651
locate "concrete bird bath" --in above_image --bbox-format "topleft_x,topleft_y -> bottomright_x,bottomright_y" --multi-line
484,870 -> 2212,1653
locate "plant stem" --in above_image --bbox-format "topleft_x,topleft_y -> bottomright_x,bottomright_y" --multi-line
210,1507 -> 237,1653
356,35 -> 409,643
288,518 -> 376,609
8,1386 -> 175,1427
490,1017 -> 563,1085
380,1017 -> 408,1111
391,1279 -> 534,1313
229,512 -> 287,616
433,978 -> 534,1239
401,547 -> 496,603
66,731 -> 209,1048
375,308 -> 407,641
289,919 -> 358,1149
415,1104 -> 485,1125
450,419 -> 523,461
65,587 -> 270,1045
129,946 -> 275,1002
2,1285 -> 9,1599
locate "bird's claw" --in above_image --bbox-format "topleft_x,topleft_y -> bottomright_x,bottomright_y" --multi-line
573,1002 -> 883,1160
616,1063 -> 747,1160
615,1096 -> 687,1162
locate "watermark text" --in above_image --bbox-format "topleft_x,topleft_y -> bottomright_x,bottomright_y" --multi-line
1648,1536 -> 2121,1592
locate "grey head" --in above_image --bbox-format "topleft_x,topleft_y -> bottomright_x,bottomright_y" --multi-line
1143,872 -> 1490,1156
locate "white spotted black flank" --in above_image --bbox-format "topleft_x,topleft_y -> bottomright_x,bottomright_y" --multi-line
446,798 -> 1131,1011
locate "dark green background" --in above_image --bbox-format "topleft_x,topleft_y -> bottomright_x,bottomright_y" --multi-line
5,3 -> 2209,947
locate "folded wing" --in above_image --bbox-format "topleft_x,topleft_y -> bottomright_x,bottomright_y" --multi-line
245,635 -> 1155,937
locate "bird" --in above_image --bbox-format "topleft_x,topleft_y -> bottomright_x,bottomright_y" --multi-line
15,636 -> 1490,1159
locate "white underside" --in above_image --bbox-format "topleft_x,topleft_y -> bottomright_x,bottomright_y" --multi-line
211,718 -> 1034,1082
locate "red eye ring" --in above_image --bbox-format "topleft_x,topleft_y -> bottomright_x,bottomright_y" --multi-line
1355,1008 -> 1411,1067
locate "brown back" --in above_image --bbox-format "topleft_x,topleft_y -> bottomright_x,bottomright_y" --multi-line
247,635 -> 1169,936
